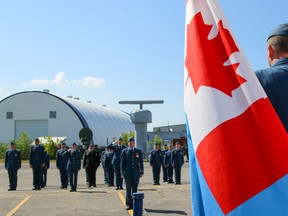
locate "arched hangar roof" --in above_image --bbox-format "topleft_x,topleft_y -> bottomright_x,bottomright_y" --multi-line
0,91 -> 134,145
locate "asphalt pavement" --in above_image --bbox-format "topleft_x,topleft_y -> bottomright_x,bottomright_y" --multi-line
0,161 -> 192,216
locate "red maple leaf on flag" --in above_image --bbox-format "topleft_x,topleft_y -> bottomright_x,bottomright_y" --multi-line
185,12 -> 246,96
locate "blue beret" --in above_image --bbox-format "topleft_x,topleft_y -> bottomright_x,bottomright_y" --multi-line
268,23 -> 288,40
72,142 -> 77,146
128,137 -> 134,142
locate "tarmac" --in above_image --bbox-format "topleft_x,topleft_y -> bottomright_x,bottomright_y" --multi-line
0,161 -> 192,216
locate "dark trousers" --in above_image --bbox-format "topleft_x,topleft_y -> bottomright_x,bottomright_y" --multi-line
86,167 -> 97,186
59,168 -> 68,187
114,164 -> 123,188
174,165 -> 182,183
8,169 -> 18,190
152,166 -> 161,184
125,174 -> 139,208
162,165 -> 168,181
167,165 -> 174,182
33,166 -> 43,188
108,167 -> 114,186
43,168 -> 48,186
69,170 -> 78,190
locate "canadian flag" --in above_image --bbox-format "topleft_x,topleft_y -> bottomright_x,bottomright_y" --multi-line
184,0 -> 288,215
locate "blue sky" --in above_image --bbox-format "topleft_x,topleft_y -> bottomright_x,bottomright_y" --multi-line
0,1 -> 287,131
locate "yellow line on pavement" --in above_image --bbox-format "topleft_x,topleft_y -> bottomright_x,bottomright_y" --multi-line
117,192 -> 133,216
6,195 -> 32,216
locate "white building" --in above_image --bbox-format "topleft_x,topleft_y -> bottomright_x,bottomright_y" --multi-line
0,91 -> 134,146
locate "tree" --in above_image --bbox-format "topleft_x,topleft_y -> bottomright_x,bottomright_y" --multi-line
121,131 -> 135,146
12,132 -> 33,160
153,134 -> 163,149
42,136 -> 62,159
0,143 -> 9,159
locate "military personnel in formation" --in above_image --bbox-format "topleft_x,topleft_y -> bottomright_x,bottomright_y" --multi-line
83,144 -> 101,188
101,146 -> 108,184
121,138 -> 144,210
56,143 -> 69,189
161,144 -> 169,182
164,144 -> 174,184
171,142 -> 184,185
29,138 -> 45,190
42,151 -> 50,187
5,142 -> 21,191
66,143 -> 81,192
104,144 -> 115,187
112,137 -> 126,190
149,143 -> 163,185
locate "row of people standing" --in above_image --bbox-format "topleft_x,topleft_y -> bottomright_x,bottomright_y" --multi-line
56,142 -> 94,192
101,137 -> 126,189
100,137 -> 144,210
149,141 -> 184,185
5,139 -> 50,191
31,139 -> 81,192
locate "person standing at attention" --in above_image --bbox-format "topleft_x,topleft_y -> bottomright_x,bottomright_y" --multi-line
66,143 -> 81,192
120,138 -> 144,210
29,138 -> 45,190
5,142 -> 21,191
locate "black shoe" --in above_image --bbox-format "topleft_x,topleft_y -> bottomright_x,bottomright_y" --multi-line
93,185 -> 97,187
126,206 -> 133,210
157,183 -> 161,185
60,186 -> 65,189
116,187 -> 120,190
8,188 -> 13,191
163,180 -> 167,182
70,189 -> 73,192
33,187 -> 38,190
153,183 -> 157,185
120,187 -> 124,190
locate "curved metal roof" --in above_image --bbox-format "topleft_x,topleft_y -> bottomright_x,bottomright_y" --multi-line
0,91 -> 134,145
61,95 -> 134,144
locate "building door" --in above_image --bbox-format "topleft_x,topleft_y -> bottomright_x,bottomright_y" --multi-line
15,120 -> 48,139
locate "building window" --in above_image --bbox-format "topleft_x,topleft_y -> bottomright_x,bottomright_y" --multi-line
6,112 -> 13,119
49,111 -> 57,119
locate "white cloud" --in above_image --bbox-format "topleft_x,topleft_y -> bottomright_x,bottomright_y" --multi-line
23,72 -> 106,89
52,72 -> 70,87
73,76 -> 106,88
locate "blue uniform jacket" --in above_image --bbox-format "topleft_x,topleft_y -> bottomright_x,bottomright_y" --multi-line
56,149 -> 68,169
5,149 -> 21,170
44,152 -> 50,169
112,145 -> 126,166
104,152 -> 114,169
120,148 -> 144,178
164,150 -> 172,167
255,58 -> 288,132
149,149 -> 163,167
29,145 -> 45,167
171,149 -> 184,167
66,150 -> 81,172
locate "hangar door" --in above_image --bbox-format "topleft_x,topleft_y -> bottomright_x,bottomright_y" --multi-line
15,120 -> 48,139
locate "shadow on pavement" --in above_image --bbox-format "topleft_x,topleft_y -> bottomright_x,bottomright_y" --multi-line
145,209 -> 188,215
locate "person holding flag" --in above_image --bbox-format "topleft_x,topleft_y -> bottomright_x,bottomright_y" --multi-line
184,0 -> 288,215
